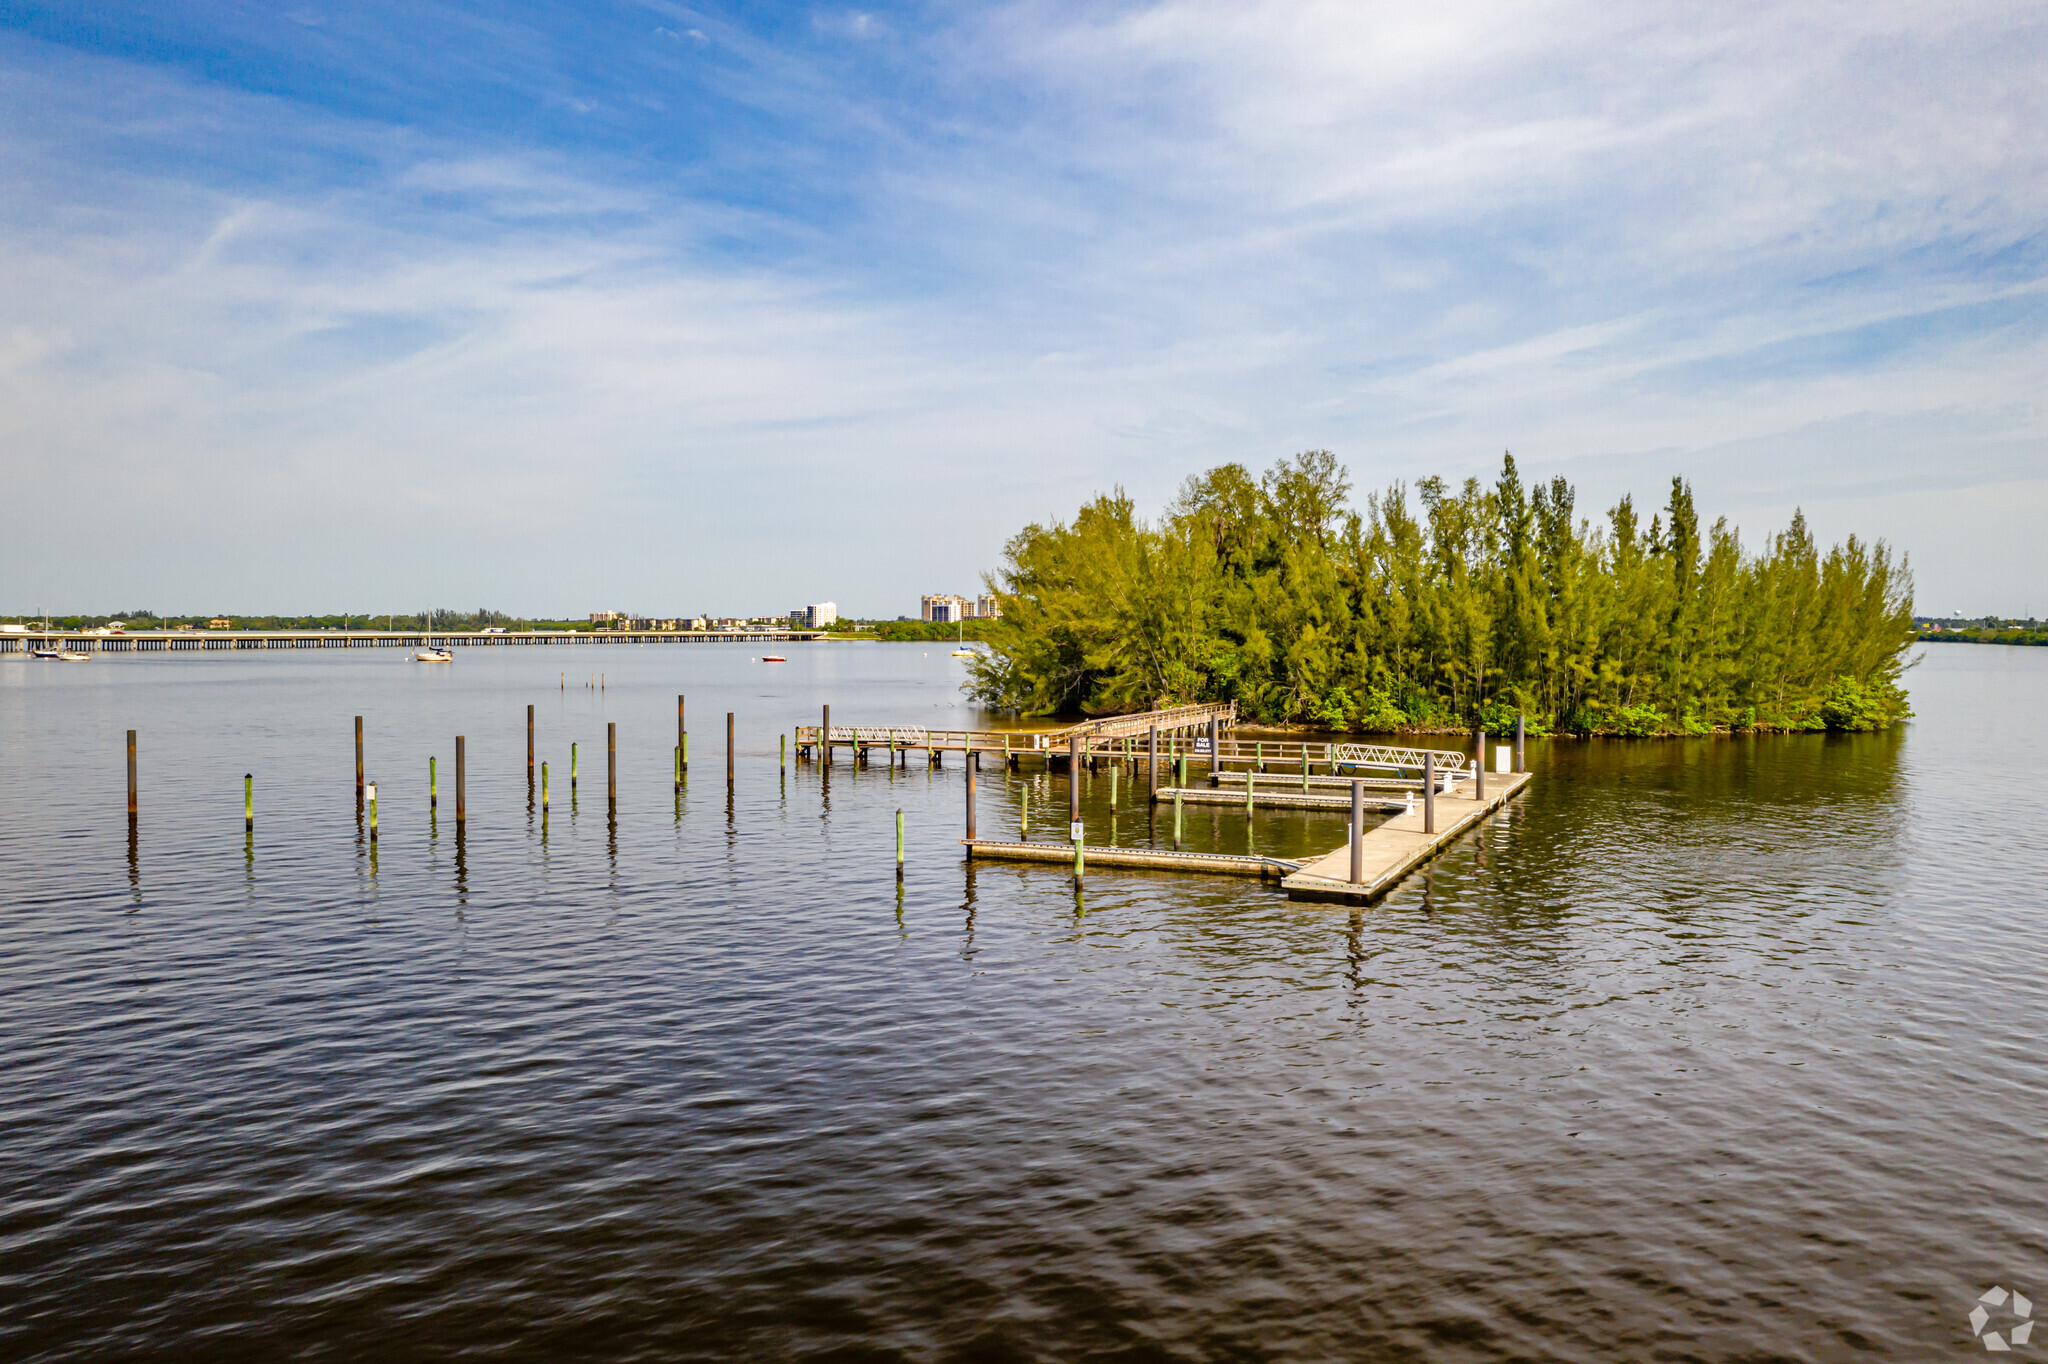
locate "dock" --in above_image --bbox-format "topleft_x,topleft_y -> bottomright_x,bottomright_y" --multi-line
1150,785 -> 1411,812
960,840 -> 1301,878
1281,771 -> 1533,903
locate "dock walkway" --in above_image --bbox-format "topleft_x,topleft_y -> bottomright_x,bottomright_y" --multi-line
1281,771 -> 1532,903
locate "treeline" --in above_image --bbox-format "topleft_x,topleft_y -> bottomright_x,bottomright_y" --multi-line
968,452 -> 1914,735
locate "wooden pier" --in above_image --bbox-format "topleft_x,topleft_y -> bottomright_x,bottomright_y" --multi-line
1281,771 -> 1533,904
796,702 -> 1238,765
960,840 -> 1302,878
0,628 -> 826,654
1151,785 -> 1411,812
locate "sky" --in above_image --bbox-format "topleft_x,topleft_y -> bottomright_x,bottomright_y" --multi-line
1,1 -> 2042,619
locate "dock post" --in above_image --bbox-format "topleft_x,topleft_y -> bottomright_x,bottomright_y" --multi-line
1301,743 -> 1309,792
1177,753 -> 1187,788
966,754 -> 976,840
1246,770 -> 1255,815
896,809 -> 905,880
431,755 -> 438,807
822,705 -> 830,766
1208,718 -> 1220,774
1350,781 -> 1364,883
571,742 -> 578,790
1474,726 -> 1486,800
726,712 -> 734,785
1004,735 -> 1012,770
1514,715 -> 1525,772
1148,724 -> 1159,789
368,782 -> 379,841
528,704 -> 535,786
781,733 -> 787,774
542,761 -> 549,812
245,773 -> 253,831
1423,753 -> 1435,835
674,746 -> 682,787
355,716 -> 364,800
127,729 -> 138,821
1173,787 -> 1183,846
1069,735 -> 1081,826
678,695 -> 686,773
1021,785 -> 1029,837
456,736 -> 467,825
608,722 -> 617,809
1109,762 -> 1117,809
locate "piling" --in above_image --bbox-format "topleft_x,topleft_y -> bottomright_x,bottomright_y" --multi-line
571,741 -> 578,790
1245,770 -> 1255,815
431,756 -> 438,807
1173,786 -> 1183,846
1208,717 -> 1220,773
781,733 -> 787,774
1068,735 -> 1081,825
1149,724 -> 1159,789
608,722 -> 618,808
244,773 -> 253,831
1301,744 -> 1309,791
1423,752 -> 1435,835
726,712 -> 735,785
822,704 -> 831,764
674,746 -> 682,787
456,736 -> 467,824
1177,753 -> 1188,788
1109,762 -> 1118,809
126,729 -> 137,821
1021,785 -> 1030,837
368,782 -> 379,841
1514,715 -> 1525,772
896,809 -> 905,880
966,756 -> 977,841
542,761 -> 550,812
527,704 -> 535,784
1474,727 -> 1486,800
1349,780 -> 1364,884
355,716 -> 364,798
678,695 -> 687,773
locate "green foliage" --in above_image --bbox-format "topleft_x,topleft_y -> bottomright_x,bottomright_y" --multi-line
971,453 -> 1916,736
1818,675 -> 1910,731
864,619 -> 1000,642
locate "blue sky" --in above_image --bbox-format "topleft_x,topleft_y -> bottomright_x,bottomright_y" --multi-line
2,1 -> 2043,617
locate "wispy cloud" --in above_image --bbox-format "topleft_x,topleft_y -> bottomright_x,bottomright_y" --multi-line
0,2 -> 2041,611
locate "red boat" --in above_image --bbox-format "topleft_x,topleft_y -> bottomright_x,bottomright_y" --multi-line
762,655 -> 787,663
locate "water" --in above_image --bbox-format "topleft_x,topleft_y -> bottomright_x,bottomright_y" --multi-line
2,643 -> 2043,1360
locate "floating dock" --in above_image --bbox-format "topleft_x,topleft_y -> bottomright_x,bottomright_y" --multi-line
960,840 -> 1302,878
1281,771 -> 1533,904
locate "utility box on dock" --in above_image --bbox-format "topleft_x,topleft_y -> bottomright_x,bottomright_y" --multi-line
1494,745 -> 1511,774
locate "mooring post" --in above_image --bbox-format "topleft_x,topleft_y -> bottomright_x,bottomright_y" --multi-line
896,809 -> 905,879
570,741 -> 578,790
527,704 -> 535,785
1068,735 -> 1081,825
1109,762 -> 1118,809
608,722 -> 618,808
1423,752 -> 1435,835
1173,787 -> 1183,846
1177,753 -> 1187,788
966,754 -> 976,840
726,712 -> 734,785
1474,726 -> 1486,800
367,781 -> 379,841
678,694 -> 687,773
1514,715 -> 1525,772
244,773 -> 253,831
1021,784 -> 1030,837
431,755 -> 438,807
1148,724 -> 1159,789
126,729 -> 138,821
456,736 -> 467,824
1246,770 -> 1255,815
1301,743 -> 1309,792
1208,718 -> 1220,774
542,761 -> 550,812
355,716 -> 364,799
1350,780 -> 1364,884
674,746 -> 682,787
781,733 -> 787,774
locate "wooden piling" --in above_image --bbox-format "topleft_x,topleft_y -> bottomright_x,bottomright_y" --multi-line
1349,780 -> 1364,883
1208,718 -> 1220,774
1423,753 -> 1435,835
355,716 -> 364,797
126,729 -> 137,820
896,809 -> 905,880
678,695 -> 686,773
822,704 -> 830,765
966,755 -> 977,841
1474,727 -> 1486,800
431,756 -> 438,807
726,712 -> 734,784
1514,715 -> 1525,772
368,782 -> 379,841
456,736 -> 467,824
608,722 -> 617,807
570,742 -> 578,789
245,773 -> 253,831
527,704 -> 535,784
542,761 -> 550,812
1068,735 -> 1081,825
1149,724 -> 1159,789
781,733 -> 787,774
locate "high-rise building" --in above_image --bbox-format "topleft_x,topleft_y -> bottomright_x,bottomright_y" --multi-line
792,602 -> 837,628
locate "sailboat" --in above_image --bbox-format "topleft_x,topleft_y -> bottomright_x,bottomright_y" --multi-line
950,619 -> 975,657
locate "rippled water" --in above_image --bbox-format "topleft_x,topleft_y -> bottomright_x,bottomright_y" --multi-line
2,642 -> 2043,1360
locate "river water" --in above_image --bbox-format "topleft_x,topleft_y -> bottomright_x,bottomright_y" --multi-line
1,642 -> 2042,1360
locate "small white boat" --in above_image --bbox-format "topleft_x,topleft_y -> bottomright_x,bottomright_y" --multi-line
60,651 -> 90,661
413,647 -> 453,662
